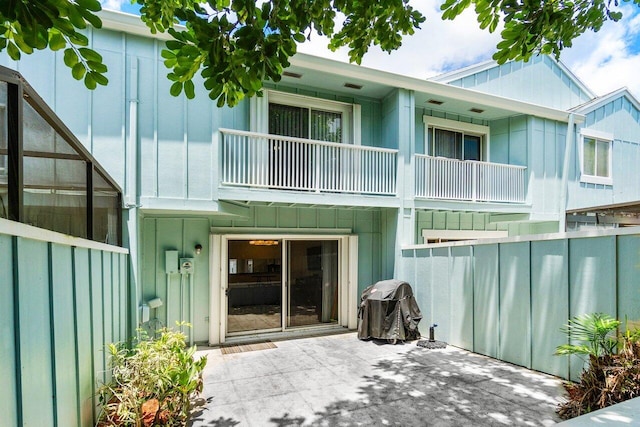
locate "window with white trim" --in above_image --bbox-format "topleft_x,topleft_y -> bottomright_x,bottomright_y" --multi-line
256,91 -> 359,145
423,116 -> 489,161
580,129 -> 613,185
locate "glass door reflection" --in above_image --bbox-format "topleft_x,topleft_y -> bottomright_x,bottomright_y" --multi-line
287,240 -> 339,328
227,240 -> 282,334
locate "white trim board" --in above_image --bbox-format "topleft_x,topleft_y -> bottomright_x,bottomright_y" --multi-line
422,229 -> 508,243
0,218 -> 128,253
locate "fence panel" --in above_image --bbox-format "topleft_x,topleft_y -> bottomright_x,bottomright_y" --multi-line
0,234 -> 18,426
618,235 -> 640,326
473,244 -> 500,358
531,239 -> 569,378
52,243 -> 80,427
449,246 -> 474,349
498,242 -> 531,368
0,220 -> 129,426
401,228 -> 640,380
568,236 -> 617,381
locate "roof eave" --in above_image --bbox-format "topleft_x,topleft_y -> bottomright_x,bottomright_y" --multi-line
291,54 -> 584,123
98,9 -> 583,123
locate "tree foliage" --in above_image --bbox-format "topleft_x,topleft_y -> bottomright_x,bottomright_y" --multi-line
1,0 -> 638,106
0,0 -> 108,88
140,0 -> 424,106
441,0 -> 636,64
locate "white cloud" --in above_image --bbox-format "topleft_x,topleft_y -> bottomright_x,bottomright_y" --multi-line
298,0 -> 501,79
561,6 -> 640,98
298,0 -> 640,100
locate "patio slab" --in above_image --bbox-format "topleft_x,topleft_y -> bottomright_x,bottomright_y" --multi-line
190,332 -> 565,426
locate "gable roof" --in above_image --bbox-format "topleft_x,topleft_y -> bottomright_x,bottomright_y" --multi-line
570,87 -> 640,114
430,57 -> 596,100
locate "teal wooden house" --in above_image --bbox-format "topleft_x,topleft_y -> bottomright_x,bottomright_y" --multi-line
3,9 -> 640,349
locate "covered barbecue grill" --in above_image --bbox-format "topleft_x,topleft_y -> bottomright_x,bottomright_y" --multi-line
357,279 -> 422,343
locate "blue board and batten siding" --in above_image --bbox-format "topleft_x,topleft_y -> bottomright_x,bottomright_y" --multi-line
0,28 -> 386,207
401,228 -> 640,381
0,224 -> 128,426
139,206 -> 393,342
445,56 -> 592,110
568,96 -> 640,210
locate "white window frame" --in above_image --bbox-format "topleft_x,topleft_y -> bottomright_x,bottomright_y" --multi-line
251,90 -> 361,145
580,129 -> 613,185
422,116 -> 490,161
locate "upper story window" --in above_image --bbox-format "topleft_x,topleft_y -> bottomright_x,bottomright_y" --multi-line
580,129 -> 613,185
269,103 -> 343,143
423,116 -> 489,161
252,90 -> 360,145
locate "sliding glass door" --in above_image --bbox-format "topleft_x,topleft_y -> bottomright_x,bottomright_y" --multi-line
226,238 -> 340,335
287,240 -> 339,328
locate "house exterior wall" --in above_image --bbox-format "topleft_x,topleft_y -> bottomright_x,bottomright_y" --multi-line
5,16 -> 640,349
0,29 -> 389,207
139,207 -> 388,342
568,97 -> 640,210
445,56 -> 592,110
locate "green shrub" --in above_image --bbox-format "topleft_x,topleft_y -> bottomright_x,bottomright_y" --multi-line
555,314 -> 640,420
97,326 -> 207,426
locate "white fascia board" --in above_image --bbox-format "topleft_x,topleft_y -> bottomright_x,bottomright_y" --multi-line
573,88 -> 640,114
98,9 -> 174,40
428,59 -> 497,83
553,59 -> 596,99
290,54 -> 583,123
430,56 -> 596,99
98,9 -> 581,123
0,218 -> 128,253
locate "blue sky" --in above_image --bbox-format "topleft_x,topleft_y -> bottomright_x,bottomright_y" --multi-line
100,0 -> 640,98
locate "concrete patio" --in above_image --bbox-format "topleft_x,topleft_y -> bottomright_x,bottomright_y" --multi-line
190,332 -> 565,426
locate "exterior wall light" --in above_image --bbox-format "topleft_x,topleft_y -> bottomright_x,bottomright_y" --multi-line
195,244 -> 202,255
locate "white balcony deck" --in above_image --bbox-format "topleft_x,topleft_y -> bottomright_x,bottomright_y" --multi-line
220,129 -> 398,196
415,155 -> 527,203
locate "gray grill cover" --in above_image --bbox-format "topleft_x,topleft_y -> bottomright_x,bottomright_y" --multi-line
357,279 -> 422,341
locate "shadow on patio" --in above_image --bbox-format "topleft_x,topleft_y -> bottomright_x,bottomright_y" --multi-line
189,333 -> 563,426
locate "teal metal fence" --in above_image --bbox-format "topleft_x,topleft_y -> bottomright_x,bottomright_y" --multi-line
0,218 -> 129,426
400,228 -> 640,381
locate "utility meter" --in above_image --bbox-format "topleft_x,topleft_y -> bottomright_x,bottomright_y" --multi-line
180,258 -> 195,274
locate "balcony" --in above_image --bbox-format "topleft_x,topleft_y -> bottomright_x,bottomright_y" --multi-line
415,155 -> 527,203
220,129 -> 398,196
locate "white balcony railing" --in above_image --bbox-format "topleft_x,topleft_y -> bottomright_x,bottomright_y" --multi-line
220,129 -> 398,195
415,155 -> 527,203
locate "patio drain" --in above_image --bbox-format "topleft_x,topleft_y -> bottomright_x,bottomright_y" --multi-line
220,341 -> 277,355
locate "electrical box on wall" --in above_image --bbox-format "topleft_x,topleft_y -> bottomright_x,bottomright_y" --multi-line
165,250 -> 179,274
180,258 -> 195,274
140,304 -> 150,323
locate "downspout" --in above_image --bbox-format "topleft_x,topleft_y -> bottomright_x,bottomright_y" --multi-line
558,113 -> 575,232
127,58 -> 140,334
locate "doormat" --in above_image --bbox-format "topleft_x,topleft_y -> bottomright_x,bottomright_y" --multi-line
220,341 -> 277,355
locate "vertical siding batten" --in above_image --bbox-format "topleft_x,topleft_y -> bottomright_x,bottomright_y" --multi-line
3,235 -> 20,426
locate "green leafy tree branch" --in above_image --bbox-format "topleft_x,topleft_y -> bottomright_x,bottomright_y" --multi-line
1,0 -> 637,107
1,0 -> 108,88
